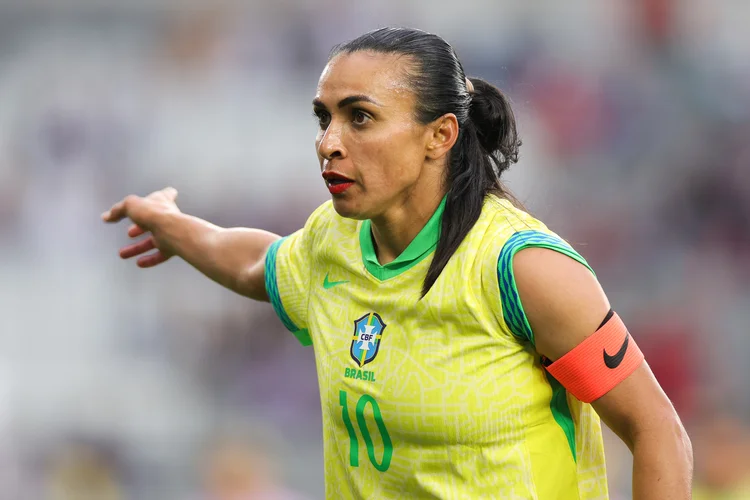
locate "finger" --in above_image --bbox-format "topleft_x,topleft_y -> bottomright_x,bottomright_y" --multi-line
101,200 -> 126,223
102,195 -> 138,223
119,237 -> 156,259
128,224 -> 146,238
137,251 -> 169,268
163,186 -> 178,201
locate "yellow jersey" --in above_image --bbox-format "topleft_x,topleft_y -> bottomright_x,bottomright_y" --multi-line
264,195 -> 609,499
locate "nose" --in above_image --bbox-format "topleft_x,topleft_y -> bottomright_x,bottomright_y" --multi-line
317,123 -> 346,161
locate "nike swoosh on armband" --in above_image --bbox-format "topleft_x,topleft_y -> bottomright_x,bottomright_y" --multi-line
603,333 -> 629,369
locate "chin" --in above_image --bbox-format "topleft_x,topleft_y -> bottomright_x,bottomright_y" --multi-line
330,197 -> 369,221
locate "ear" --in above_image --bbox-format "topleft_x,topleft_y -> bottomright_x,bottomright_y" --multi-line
425,113 -> 459,160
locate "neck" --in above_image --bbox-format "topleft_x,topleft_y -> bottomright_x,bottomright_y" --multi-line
369,188 -> 445,265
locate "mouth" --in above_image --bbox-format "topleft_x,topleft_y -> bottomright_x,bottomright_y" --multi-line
322,171 -> 355,195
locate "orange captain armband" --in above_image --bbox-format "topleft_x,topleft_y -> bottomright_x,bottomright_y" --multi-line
544,311 -> 644,403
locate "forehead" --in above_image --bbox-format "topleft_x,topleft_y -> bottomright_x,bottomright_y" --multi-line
315,51 -> 416,107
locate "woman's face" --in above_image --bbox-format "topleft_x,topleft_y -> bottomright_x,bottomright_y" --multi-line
313,51 -> 437,220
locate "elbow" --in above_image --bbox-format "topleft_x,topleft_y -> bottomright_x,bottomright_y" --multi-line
666,416 -> 695,482
668,416 -> 693,467
680,420 -> 694,469
671,414 -> 693,463
632,410 -> 694,466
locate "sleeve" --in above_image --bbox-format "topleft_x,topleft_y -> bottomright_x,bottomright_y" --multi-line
264,203 -> 329,346
497,229 -> 595,346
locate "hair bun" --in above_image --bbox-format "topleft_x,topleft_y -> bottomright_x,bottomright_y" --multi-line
467,78 -> 521,172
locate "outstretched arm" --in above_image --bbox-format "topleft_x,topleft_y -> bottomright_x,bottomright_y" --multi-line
513,247 -> 693,500
102,187 -> 280,301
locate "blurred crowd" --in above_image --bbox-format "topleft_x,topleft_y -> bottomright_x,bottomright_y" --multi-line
0,0 -> 749,498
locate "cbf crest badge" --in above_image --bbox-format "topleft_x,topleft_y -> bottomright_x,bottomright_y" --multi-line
350,312 -> 386,367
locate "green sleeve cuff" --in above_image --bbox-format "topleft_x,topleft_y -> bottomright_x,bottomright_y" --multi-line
264,237 -> 312,346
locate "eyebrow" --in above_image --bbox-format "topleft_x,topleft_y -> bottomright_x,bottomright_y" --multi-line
312,94 -> 382,109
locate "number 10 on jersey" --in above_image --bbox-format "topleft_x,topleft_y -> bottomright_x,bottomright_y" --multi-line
339,390 -> 393,472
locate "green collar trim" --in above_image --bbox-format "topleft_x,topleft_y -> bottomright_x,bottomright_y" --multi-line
359,197 -> 446,281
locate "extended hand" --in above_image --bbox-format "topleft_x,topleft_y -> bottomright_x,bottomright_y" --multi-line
101,187 -> 181,268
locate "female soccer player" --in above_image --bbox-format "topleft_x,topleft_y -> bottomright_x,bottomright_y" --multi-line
102,27 -> 692,499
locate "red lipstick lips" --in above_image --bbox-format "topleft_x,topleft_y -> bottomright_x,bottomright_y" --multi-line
322,171 -> 355,195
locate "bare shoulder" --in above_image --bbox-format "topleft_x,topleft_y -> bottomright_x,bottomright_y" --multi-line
512,247 -> 611,360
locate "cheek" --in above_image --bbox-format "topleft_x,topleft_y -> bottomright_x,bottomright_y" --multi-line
379,140 -> 423,184
359,143 -> 405,189
365,130 -> 423,181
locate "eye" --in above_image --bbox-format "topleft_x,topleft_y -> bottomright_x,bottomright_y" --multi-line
313,109 -> 331,129
352,109 -> 371,126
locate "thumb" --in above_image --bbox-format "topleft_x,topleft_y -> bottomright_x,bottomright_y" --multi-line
163,187 -> 178,201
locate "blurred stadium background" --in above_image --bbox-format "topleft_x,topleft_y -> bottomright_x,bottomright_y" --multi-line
0,0 -> 748,498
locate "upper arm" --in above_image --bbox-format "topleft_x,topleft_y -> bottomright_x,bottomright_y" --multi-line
511,245 -> 681,447
513,247 -> 609,361
241,242 -> 275,302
